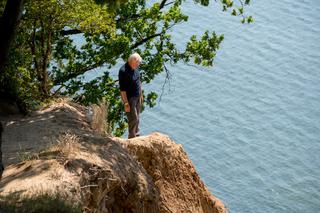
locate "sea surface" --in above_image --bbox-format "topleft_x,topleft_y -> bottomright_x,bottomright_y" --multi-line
88,0 -> 320,212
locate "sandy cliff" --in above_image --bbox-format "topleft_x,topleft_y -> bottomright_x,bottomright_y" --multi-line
0,99 -> 227,213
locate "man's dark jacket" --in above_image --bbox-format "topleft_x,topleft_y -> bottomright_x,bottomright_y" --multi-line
118,61 -> 141,99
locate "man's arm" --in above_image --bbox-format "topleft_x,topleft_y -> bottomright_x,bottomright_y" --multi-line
118,70 -> 130,112
118,70 -> 127,103
139,72 -> 143,103
139,84 -> 143,103
120,90 -> 130,112
140,83 -> 142,96
120,91 -> 129,105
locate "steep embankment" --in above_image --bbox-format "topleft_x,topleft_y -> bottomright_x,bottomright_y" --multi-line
0,99 -> 227,213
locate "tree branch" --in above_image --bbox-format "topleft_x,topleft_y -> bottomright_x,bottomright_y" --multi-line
115,0 -> 172,24
53,61 -> 105,85
59,29 -> 82,36
159,0 -> 168,9
158,62 -> 172,103
130,32 -> 163,49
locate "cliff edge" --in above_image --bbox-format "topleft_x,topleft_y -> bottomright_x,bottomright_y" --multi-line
0,99 -> 227,213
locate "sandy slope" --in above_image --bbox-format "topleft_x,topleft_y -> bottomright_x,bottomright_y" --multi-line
0,99 -> 227,213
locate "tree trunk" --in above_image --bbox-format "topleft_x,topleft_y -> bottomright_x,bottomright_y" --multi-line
0,122 -> 3,180
0,0 -> 24,73
0,0 -> 26,113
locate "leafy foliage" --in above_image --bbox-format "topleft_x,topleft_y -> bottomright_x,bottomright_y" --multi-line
1,0 -> 253,136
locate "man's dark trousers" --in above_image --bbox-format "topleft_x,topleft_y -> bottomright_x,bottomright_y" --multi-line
126,96 -> 141,139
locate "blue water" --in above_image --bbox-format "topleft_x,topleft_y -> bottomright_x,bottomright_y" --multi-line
123,0 -> 320,212
83,0 -> 320,212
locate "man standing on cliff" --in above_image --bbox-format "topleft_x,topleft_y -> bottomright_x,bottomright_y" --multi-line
118,53 -> 143,139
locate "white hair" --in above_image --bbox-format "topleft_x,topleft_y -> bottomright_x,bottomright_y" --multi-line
128,52 -> 142,63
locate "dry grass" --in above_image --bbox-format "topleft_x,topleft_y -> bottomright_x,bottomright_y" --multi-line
49,131 -> 81,156
14,131 -> 81,164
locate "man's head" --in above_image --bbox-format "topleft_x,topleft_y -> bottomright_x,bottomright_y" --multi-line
128,52 -> 142,70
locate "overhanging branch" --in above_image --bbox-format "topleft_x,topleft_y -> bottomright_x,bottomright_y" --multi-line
130,32 -> 163,49
60,29 -> 82,36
